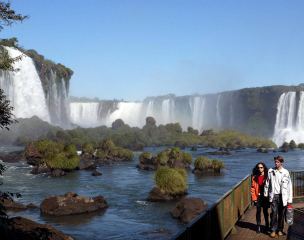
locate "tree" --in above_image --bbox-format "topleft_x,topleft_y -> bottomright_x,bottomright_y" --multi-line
0,1 -> 27,218
0,88 -> 14,130
0,2 -> 27,30
0,1 -> 28,70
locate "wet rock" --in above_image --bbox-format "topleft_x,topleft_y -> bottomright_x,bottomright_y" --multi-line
0,196 -> 37,211
40,192 -> 108,216
50,169 -> 66,177
170,197 -> 208,223
91,169 -> 102,176
257,148 -> 268,153
147,187 -> 186,202
0,151 -> 24,163
207,150 -> 231,155
30,163 -> 51,175
78,158 -> 96,170
0,216 -> 73,240
137,152 -> 157,171
24,143 -> 43,166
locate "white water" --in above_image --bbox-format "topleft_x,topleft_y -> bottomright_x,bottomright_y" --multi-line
0,47 -> 50,121
273,91 -> 304,146
70,102 -> 101,127
189,96 -> 205,131
216,94 -> 222,127
161,99 -> 175,124
106,102 -> 144,127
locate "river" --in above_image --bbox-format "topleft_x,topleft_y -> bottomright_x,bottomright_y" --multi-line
1,146 -> 304,239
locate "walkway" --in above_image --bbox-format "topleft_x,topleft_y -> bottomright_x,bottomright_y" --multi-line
227,203 -> 304,240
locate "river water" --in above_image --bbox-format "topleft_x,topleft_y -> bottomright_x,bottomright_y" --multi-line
1,146 -> 304,240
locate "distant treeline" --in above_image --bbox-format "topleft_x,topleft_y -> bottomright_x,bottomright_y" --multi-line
1,116 -> 276,150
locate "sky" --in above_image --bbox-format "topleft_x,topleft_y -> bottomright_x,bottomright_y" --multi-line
2,0 -> 304,101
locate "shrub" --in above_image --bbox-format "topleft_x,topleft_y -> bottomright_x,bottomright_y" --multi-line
289,140 -> 297,150
194,156 -> 224,172
154,167 -> 187,194
156,151 -> 169,165
298,143 -> 304,149
26,140 -> 80,170
182,152 -> 192,165
82,143 -> 95,155
139,152 -> 153,161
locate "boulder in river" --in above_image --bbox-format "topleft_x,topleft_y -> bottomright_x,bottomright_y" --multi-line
0,151 -> 24,163
147,187 -> 186,202
91,169 -> 102,176
40,192 -> 108,216
0,194 -> 38,211
170,197 -> 208,223
0,216 -> 73,240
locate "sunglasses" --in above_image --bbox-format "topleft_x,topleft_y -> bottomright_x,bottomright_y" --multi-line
258,166 -> 264,169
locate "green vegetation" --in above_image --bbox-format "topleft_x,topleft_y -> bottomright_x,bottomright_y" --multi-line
156,147 -> 192,167
154,167 -> 187,194
95,139 -> 133,161
289,140 -> 297,150
194,156 -> 224,173
0,116 -> 277,151
25,140 -> 80,170
298,143 -> 304,150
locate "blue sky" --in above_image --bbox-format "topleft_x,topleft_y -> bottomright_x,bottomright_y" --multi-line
2,0 -> 304,101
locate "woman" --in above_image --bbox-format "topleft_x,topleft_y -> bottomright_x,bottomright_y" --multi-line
251,162 -> 269,233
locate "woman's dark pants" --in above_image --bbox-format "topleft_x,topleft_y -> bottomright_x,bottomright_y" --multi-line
256,195 -> 269,228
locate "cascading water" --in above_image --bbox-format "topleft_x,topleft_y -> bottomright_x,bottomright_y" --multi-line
189,96 -> 205,131
216,94 -> 222,128
272,91 -> 304,146
0,47 -> 50,121
161,99 -> 175,124
70,102 -> 102,127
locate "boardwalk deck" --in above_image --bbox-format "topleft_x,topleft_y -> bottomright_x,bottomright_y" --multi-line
227,203 -> 304,240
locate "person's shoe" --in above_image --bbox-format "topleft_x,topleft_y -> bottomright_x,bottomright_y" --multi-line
270,232 -> 276,238
256,225 -> 261,233
278,231 -> 284,236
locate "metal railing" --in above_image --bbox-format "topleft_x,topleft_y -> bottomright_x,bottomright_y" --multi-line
174,170 -> 304,240
291,171 -> 304,202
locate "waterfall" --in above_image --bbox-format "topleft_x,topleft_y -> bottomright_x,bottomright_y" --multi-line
70,102 -> 102,127
161,99 -> 175,124
0,47 -> 50,122
106,102 -> 144,127
216,94 -> 222,127
44,71 -> 70,127
189,96 -> 205,132
273,91 -> 304,146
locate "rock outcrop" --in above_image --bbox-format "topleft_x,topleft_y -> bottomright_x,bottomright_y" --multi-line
40,192 -> 108,216
170,197 -> 208,223
0,216 -> 73,240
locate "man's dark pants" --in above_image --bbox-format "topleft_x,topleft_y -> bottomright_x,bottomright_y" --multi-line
270,194 -> 285,232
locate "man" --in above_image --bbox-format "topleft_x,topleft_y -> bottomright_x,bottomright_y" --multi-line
264,155 -> 293,238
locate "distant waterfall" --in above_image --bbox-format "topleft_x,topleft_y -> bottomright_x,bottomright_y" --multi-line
273,91 -> 304,146
0,47 -> 50,122
189,96 -> 205,131
161,99 -> 175,124
216,94 -> 222,127
70,102 -> 102,127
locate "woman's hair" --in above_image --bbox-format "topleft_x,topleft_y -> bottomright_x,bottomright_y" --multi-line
252,162 -> 268,180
